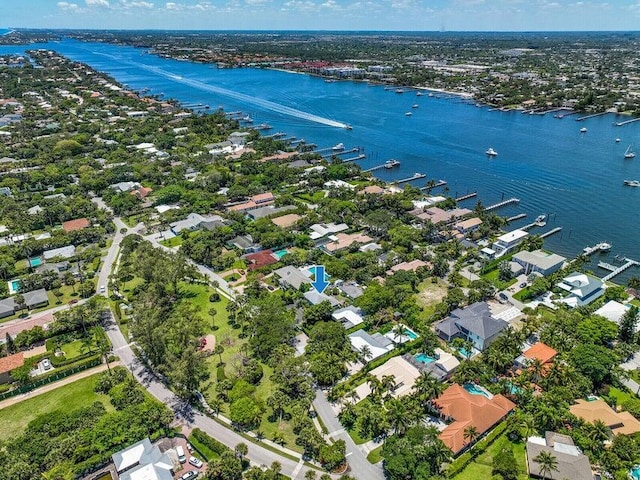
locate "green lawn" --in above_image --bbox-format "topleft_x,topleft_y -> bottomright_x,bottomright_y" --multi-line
608,386 -> 635,406
415,278 -> 448,322
61,339 -> 86,359
160,236 -> 183,248
367,445 -> 383,464
0,373 -> 113,442
452,434 -> 528,480
482,269 -> 518,291
188,433 -> 221,462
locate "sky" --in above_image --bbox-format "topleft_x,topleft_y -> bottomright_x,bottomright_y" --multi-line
1,0 -> 640,31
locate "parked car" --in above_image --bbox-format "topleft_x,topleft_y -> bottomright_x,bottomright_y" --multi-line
181,471 -> 198,480
100,285 -> 106,293
42,359 -> 52,370
188,456 -> 203,468
519,282 -> 527,288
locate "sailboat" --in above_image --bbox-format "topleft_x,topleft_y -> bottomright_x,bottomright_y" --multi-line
624,145 -> 636,159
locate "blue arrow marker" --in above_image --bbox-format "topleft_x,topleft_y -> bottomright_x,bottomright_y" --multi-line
311,265 -> 329,294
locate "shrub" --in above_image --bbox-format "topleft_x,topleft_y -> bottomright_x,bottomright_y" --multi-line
191,428 -> 231,456
209,293 -> 221,302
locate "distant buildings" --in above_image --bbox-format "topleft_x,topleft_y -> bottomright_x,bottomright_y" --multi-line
228,192 -> 275,213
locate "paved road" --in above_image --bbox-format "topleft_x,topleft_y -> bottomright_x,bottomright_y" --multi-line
313,389 -> 385,480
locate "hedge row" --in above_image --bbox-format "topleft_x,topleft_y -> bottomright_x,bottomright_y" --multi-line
446,420 -> 509,478
191,428 -> 231,457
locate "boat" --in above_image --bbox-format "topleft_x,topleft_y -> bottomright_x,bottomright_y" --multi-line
325,79 -> 336,83
624,145 -> 636,159
416,92 -> 423,96
624,180 -> 640,187
255,123 -> 272,130
332,143 -> 345,151
344,124 -> 353,130
428,93 -> 434,97
598,242 -> 612,252
486,147 -> 498,157
616,138 -> 621,143
580,127 -> 587,133
395,88 -> 404,94
412,104 -> 419,109
535,214 -> 546,223
384,159 -> 400,169
405,112 -> 412,116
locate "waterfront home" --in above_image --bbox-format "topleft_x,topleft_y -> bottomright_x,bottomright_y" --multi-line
348,329 -> 395,361
61,217 -> 90,232
526,432 -> 594,480
112,438 -> 173,480
274,265 -> 312,290
454,217 -> 483,235
492,229 -> 528,257
512,249 -> 566,276
358,185 -> 385,195
410,206 -> 473,225
332,306 -> 365,329
324,179 -> 355,190
431,383 -> 515,455
435,302 -> 509,352
570,398 -> 640,436
556,272 -> 605,308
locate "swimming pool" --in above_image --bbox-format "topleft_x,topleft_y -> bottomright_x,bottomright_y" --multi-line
458,347 -> 471,358
464,383 -> 491,398
404,328 -> 419,340
307,265 -> 330,281
415,353 -> 436,364
29,257 -> 42,267
508,383 -> 523,395
273,249 -> 288,260
631,465 -> 640,480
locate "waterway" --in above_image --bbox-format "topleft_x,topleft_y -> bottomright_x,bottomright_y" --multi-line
1,38 -> 639,282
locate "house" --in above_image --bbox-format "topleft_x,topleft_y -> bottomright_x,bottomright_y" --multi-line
274,266 -> 312,290
492,229 -> 528,256
228,192 -> 275,213
404,348 -> 460,381
594,301 -> 637,331
247,204 -> 296,220
569,399 -> 640,436
130,186 -> 153,200
354,356 -> 422,400
244,250 -> 278,271
308,222 -> 349,241
336,281 -> 364,299
226,234 -> 260,253
431,383 -> 515,454
348,329 -> 395,361
514,342 -> 557,370
332,306 -> 365,329
303,290 -> 340,307
324,179 -> 355,190
324,232 -> 373,253
557,273 -> 605,308
169,213 -> 223,234
454,217 -> 483,234
435,302 -> 509,352
109,181 -> 140,193
411,207 -> 472,224
512,249 -> 566,276
112,438 -> 173,480
526,432 -> 593,480
359,185 -> 385,195
43,245 -> 76,260
0,187 -> 12,197
24,288 -> 49,309
0,297 -> 15,318
271,213 -> 302,229
62,217 -> 90,232
27,205 -> 43,215
0,352 -> 24,384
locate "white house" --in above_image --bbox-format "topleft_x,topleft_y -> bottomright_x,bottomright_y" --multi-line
557,272 -> 605,308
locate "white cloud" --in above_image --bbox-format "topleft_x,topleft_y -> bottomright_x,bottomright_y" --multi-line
57,1 -> 81,10
245,0 -> 269,5
119,0 -> 154,7
85,0 -> 110,6
165,1 -> 182,9
190,2 -> 213,10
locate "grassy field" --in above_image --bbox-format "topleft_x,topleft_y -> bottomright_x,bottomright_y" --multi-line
452,434 -> 528,480
160,236 -> 184,248
367,445 -> 383,464
415,278 -> 448,322
482,269 -> 518,291
0,373 -> 112,442
608,386 -> 635,406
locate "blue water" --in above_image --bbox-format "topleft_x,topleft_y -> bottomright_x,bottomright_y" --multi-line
29,257 -> 42,267
2,38 -> 639,282
307,265 -> 330,281
631,465 -> 640,480
0,29 -> 11,36
415,353 -> 435,364
10,279 -> 21,292
404,328 -> 419,340
273,249 -> 288,260
464,383 -> 491,398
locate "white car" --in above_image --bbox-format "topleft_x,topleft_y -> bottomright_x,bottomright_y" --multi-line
42,359 -> 52,370
100,285 -> 106,293
181,471 -> 198,480
188,456 -> 203,468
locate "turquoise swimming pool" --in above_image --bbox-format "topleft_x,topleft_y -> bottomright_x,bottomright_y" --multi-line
273,249 -> 288,260
9,279 -> 21,293
631,465 -> 640,480
404,328 -> 418,340
415,353 -> 435,364
464,383 -> 491,398
307,265 -> 330,280
29,257 -> 42,267
458,347 -> 471,358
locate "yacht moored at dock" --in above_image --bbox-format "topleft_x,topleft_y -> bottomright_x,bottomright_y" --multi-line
583,242 -> 612,255
332,143 -> 345,152
384,159 -> 400,169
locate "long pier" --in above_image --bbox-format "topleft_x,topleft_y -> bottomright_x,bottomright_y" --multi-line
484,197 -> 520,212
507,213 -> 527,222
456,192 -> 478,202
540,227 -> 562,239
576,112 -> 608,121
602,258 -> 640,282
342,154 -> 367,162
321,147 -> 360,158
395,173 -> 427,184
597,262 -> 617,272
615,117 -> 640,127
419,180 -> 448,191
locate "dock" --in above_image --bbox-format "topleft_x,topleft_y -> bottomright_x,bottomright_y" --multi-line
484,197 -> 520,212
602,258 -> 640,282
342,154 -> 367,162
395,173 -> 427,184
455,192 -> 478,202
264,132 -> 286,139
540,227 -> 562,239
583,242 -> 612,256
597,261 -> 617,272
615,117 -> 640,127
419,180 -> 447,191
576,112 -> 608,121
321,147 -> 360,159
521,220 -> 547,231
506,213 -> 527,222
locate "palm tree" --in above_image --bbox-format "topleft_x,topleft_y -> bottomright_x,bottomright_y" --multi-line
391,323 -> 405,346
381,374 -> 397,397
367,375 -> 384,399
588,419 -> 610,444
533,451 -> 559,480
386,398 -> 410,435
413,372 -> 444,406
463,425 -> 479,446
359,345 -> 372,363
214,344 -> 225,366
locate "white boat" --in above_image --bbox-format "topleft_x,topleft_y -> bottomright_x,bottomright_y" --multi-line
405,112 -> 412,116
416,92 -> 423,96
332,143 -> 345,151
395,88 -> 404,94
535,214 -> 546,223
412,104 -> 419,109
384,159 -> 400,169
616,138 -> 621,143
624,180 -> 640,187
598,242 -> 612,252
580,127 -> 587,133
624,145 -> 636,159
486,147 -> 498,156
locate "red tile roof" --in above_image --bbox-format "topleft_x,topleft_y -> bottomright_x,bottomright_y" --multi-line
433,384 -> 516,454
62,217 -> 90,232
245,250 -> 278,271
0,352 -> 24,374
523,342 -> 557,364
